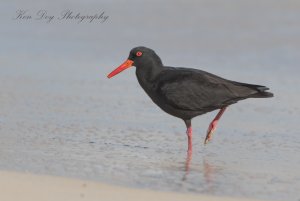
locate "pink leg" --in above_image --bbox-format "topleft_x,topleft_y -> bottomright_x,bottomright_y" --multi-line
187,126 -> 192,154
184,120 -> 192,154
183,120 -> 193,180
204,107 -> 227,144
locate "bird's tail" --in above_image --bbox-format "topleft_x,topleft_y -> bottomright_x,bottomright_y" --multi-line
246,85 -> 274,98
231,81 -> 274,98
250,90 -> 274,98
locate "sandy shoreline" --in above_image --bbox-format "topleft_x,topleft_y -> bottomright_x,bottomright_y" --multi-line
0,170 -> 264,201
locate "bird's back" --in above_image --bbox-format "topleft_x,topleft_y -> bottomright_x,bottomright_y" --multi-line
146,66 -> 273,119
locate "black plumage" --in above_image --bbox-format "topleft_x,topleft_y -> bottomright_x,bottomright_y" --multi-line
107,46 -> 273,151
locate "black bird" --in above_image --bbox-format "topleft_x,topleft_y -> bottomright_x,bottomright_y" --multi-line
107,47 -> 273,154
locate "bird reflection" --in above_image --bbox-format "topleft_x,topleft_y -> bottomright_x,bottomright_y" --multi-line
203,158 -> 215,193
203,158 -> 214,184
182,151 -> 192,181
181,153 -> 216,193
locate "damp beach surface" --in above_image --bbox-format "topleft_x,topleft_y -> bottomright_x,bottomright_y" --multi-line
0,1 -> 300,201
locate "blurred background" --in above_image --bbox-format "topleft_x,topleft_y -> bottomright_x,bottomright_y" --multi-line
0,1 -> 299,201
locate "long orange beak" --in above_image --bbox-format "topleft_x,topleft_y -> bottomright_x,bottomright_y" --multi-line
107,59 -> 134,78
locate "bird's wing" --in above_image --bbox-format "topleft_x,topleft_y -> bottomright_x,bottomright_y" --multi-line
156,68 -> 257,111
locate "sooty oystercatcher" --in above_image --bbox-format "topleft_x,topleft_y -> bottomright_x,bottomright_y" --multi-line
107,47 -> 273,153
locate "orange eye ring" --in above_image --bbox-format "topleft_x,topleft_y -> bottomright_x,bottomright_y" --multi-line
136,51 -> 143,57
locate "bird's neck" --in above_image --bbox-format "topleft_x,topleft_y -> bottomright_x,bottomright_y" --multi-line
135,61 -> 163,84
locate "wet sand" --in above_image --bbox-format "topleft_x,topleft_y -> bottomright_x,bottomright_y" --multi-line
0,171 -> 264,201
1,0 -> 300,201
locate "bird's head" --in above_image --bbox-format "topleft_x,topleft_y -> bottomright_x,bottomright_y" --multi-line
107,46 -> 162,78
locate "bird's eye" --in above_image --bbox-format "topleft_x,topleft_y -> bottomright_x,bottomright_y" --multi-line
136,51 -> 143,57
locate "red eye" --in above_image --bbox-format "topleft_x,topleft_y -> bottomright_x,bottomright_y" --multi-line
136,51 -> 143,57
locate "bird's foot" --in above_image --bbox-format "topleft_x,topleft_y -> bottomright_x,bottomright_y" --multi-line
204,131 -> 214,144
204,121 -> 217,144
204,107 -> 227,144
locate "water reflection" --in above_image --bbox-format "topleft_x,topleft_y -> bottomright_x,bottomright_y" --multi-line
181,153 -> 216,193
182,151 -> 192,181
203,158 -> 215,193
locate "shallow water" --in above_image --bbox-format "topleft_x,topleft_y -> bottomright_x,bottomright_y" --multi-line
0,1 -> 300,201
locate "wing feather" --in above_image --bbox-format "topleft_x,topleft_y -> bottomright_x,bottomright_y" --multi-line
156,68 -> 256,111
